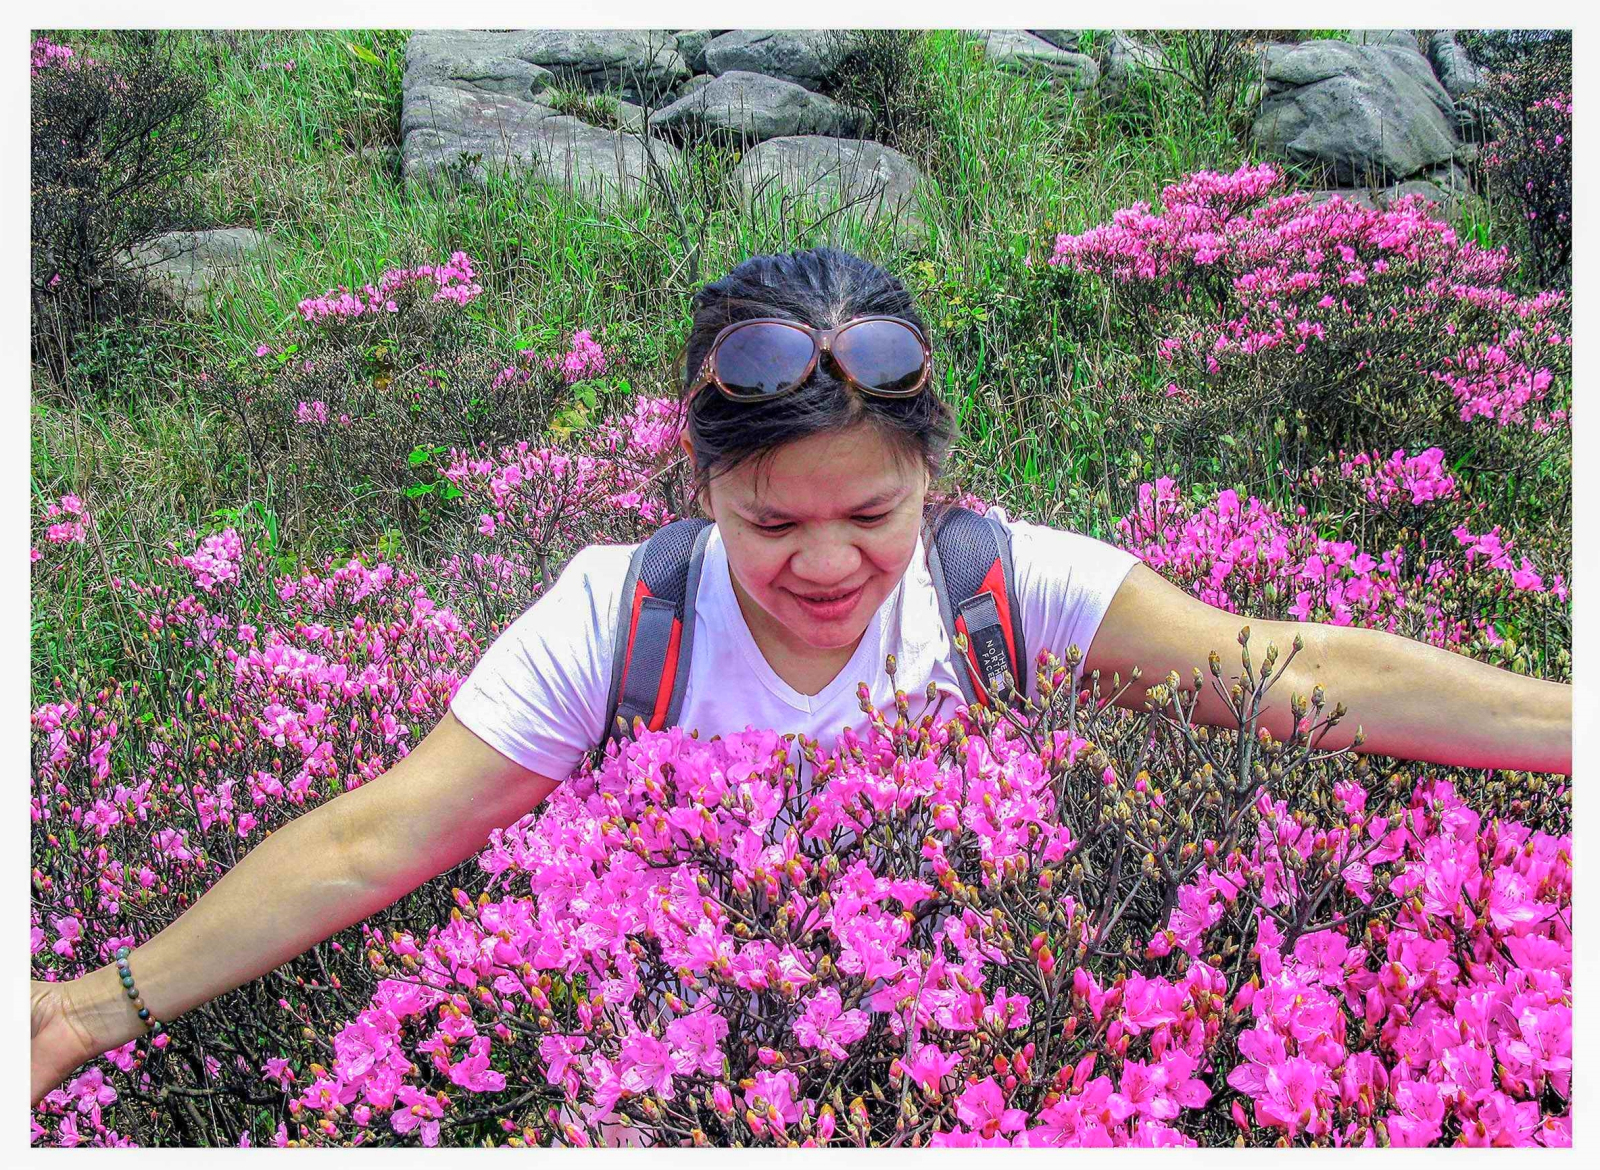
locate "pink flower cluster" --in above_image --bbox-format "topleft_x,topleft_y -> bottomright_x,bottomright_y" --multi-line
1212,777 -> 1571,1147
276,698 -> 1570,1148
1452,525 -> 1563,598
297,252 -> 482,324
1113,478 -> 1565,648
34,494 -> 91,560
294,400 -> 330,426
547,329 -> 607,383
179,528 -> 245,593
31,38 -> 83,75
1336,447 -> 1458,508
443,396 -> 687,601
493,330 -> 609,390
1049,163 -> 1569,432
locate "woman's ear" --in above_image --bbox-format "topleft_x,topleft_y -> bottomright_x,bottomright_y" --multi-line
678,431 -> 712,520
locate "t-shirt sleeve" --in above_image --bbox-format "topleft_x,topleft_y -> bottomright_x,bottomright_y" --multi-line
449,542 -> 634,781
987,506 -> 1139,697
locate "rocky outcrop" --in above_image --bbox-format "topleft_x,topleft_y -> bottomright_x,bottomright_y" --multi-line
702,30 -> 843,93
648,71 -> 864,145
1251,39 -> 1459,185
394,28 -> 1485,222
977,30 -> 1100,90
730,136 -> 930,244
401,81 -> 679,202
119,228 -> 274,313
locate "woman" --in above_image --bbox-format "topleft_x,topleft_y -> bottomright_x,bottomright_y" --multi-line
30,247 -> 1571,1112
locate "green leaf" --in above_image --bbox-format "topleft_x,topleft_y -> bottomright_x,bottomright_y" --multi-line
407,446 -> 433,467
402,482 -> 436,498
343,39 -> 382,67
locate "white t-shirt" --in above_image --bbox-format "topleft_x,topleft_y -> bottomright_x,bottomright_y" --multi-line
450,506 -> 1139,782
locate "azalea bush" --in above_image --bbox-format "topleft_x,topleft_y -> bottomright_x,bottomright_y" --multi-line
1112,474 -> 1569,683
1459,30 -> 1572,291
219,252 -> 621,553
1480,90 -> 1571,292
221,635 -> 1567,1148
29,520 -> 490,1147
30,33 -> 220,381
1046,164 -> 1572,476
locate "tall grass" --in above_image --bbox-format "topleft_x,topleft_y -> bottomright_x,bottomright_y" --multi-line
31,28 -> 1526,674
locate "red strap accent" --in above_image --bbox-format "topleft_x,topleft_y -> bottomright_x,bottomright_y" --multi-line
648,618 -> 684,730
978,556 -> 1020,675
952,556 -> 1017,708
617,580 -> 652,704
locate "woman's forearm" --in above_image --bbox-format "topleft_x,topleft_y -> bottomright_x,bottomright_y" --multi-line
1287,622 -> 1572,773
71,799 -> 397,1057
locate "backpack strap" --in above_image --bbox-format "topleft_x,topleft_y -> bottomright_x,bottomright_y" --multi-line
595,517 -> 714,764
588,504 -> 1026,770
924,505 -> 1028,709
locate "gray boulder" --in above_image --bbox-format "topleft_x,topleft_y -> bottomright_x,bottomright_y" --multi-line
1425,31 -> 1484,101
977,30 -> 1100,91
678,73 -> 715,99
403,30 -> 555,99
730,136 -> 930,243
119,228 -> 274,314
674,30 -> 726,74
401,82 -> 680,204
1251,40 -> 1460,185
1348,30 -> 1417,50
648,71 -> 863,145
507,29 -> 688,104
1028,30 -> 1085,51
703,30 -> 844,93
1426,31 -> 1487,137
1303,189 -> 1380,212
1099,31 -> 1166,104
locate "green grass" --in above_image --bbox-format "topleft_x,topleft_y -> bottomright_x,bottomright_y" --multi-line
31,28 -> 1560,692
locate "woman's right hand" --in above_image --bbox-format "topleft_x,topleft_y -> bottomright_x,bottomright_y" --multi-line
31,978 -> 98,1110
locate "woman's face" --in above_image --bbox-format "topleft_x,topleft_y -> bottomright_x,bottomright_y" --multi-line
682,423 -> 929,660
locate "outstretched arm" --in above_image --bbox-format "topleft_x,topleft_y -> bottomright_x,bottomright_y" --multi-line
1084,563 -> 1572,774
33,711 -> 558,1106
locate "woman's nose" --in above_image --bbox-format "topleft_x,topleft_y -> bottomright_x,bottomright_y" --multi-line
790,531 -> 862,585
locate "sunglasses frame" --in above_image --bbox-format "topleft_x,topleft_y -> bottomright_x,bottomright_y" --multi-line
684,315 -> 933,406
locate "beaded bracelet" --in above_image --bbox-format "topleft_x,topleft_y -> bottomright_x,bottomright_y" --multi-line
114,947 -> 164,1036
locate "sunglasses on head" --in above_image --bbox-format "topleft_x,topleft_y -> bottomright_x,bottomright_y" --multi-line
684,315 -> 933,406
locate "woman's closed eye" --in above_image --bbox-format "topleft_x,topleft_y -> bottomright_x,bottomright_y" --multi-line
753,512 -> 890,534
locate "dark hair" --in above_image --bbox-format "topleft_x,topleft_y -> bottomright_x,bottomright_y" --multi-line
678,247 -> 956,513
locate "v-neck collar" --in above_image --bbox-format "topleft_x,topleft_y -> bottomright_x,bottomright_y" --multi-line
703,525 -> 915,714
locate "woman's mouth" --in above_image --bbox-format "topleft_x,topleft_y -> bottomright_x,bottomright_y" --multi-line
789,583 -> 864,620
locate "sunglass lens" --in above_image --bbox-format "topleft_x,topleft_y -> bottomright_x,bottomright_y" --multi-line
834,320 -> 926,392
716,323 -> 815,398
